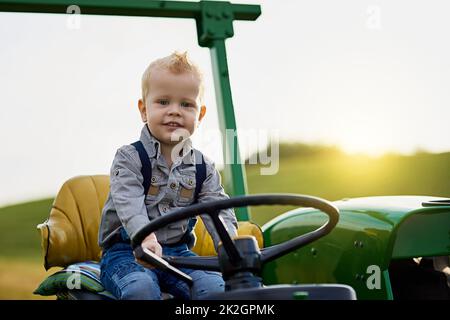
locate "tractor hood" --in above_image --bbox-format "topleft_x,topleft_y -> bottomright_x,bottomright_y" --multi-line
261,195 -> 450,299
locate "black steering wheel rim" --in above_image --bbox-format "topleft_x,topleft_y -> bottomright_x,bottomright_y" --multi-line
131,193 -> 339,270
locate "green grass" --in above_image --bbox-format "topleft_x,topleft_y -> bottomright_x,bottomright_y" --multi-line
0,257 -> 56,300
0,198 -> 55,299
0,198 -> 53,260
245,151 -> 450,225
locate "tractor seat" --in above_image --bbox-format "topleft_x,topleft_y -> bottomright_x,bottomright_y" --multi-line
34,175 -> 264,299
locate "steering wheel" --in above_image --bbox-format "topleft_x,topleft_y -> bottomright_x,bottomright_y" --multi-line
131,194 -> 339,289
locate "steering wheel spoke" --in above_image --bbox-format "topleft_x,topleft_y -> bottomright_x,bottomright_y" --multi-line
210,211 -> 242,266
164,255 -> 221,271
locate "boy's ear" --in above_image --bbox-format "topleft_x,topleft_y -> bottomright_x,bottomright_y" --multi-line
138,99 -> 147,123
198,105 -> 206,123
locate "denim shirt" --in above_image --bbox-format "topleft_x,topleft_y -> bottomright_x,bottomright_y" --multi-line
98,125 -> 238,250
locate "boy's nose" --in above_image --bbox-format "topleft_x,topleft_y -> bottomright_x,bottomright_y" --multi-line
167,103 -> 182,116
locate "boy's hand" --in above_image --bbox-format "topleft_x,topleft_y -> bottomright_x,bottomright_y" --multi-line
135,232 -> 162,268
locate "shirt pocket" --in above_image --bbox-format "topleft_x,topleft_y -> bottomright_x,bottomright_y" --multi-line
144,173 -> 167,205
176,175 -> 196,206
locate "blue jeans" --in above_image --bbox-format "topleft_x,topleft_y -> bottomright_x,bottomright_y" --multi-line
100,242 -> 224,300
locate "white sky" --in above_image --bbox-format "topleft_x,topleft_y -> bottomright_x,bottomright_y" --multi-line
1,0 -> 450,206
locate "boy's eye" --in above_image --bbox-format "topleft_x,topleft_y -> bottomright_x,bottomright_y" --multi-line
158,100 -> 169,105
180,102 -> 193,108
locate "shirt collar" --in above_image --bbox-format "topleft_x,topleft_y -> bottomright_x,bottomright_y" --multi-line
140,124 -> 195,165
178,138 -> 195,166
140,125 -> 160,159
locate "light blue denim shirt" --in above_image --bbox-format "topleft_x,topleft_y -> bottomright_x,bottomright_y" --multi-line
98,125 -> 238,250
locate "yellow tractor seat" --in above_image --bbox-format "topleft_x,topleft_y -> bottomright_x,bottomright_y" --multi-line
37,175 -> 264,270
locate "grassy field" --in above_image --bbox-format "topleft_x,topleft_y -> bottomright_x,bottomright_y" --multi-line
0,198 -> 55,299
0,146 -> 449,299
0,257 -> 56,300
245,149 -> 450,225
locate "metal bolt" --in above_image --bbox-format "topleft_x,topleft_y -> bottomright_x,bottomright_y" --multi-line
354,240 -> 364,248
355,274 -> 364,281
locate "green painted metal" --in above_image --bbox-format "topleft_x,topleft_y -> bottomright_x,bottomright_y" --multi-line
0,0 -> 261,221
261,195 -> 450,299
208,39 -> 250,220
195,1 -> 253,220
0,0 -> 260,20
391,208 -> 450,258
382,270 -> 393,300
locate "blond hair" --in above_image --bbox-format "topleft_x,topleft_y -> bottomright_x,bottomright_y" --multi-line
141,51 -> 204,104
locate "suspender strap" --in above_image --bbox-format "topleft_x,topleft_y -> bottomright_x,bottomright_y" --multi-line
193,149 -> 206,203
131,141 -> 152,196
117,141 -> 151,244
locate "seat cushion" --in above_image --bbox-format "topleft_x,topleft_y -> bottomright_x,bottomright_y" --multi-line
37,175 -> 109,269
192,219 -> 264,256
33,261 -> 115,300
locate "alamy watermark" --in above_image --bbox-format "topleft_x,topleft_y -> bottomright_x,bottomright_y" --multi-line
170,128 -> 280,175
66,5 -> 81,30
66,265 -> 82,290
366,264 -> 381,290
366,5 -> 382,30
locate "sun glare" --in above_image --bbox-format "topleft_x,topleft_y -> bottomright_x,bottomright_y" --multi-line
335,124 -> 399,157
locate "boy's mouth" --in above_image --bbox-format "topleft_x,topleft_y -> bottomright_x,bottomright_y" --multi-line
163,121 -> 183,128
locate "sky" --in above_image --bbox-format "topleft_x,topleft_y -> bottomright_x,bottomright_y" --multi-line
0,0 -> 449,206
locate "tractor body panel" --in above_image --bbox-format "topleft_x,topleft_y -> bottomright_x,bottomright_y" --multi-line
261,196 -> 450,299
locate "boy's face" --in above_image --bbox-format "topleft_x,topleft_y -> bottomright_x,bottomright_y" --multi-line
138,68 -> 206,146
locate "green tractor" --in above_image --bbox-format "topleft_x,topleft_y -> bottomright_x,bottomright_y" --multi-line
2,0 -> 448,300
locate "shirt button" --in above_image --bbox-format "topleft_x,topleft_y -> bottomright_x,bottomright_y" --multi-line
151,176 -> 156,183
170,182 -> 177,190
188,179 -> 193,186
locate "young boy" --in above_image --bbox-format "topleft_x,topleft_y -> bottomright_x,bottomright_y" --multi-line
98,52 -> 238,300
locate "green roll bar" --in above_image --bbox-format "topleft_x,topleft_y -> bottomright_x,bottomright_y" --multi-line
0,0 -> 262,221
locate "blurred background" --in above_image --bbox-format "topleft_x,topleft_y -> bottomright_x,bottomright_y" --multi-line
0,0 -> 449,299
